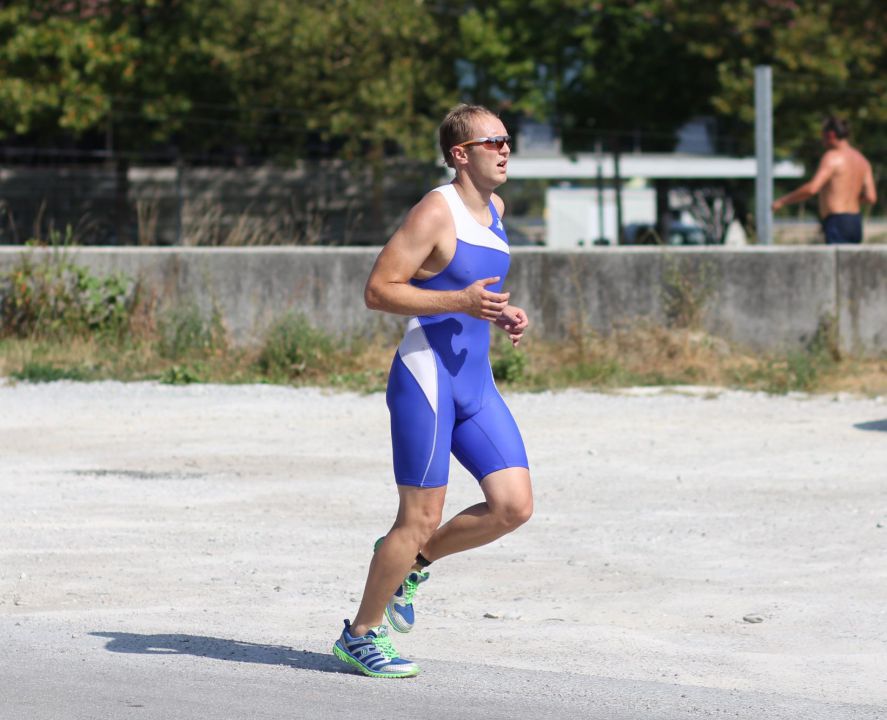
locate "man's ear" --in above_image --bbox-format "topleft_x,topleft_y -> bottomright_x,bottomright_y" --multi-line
451,145 -> 469,166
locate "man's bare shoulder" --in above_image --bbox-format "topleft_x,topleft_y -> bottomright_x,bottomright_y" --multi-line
390,188 -> 453,250
402,189 -> 451,230
821,148 -> 844,167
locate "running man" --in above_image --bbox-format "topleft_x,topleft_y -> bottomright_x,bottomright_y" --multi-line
772,116 -> 877,244
332,104 -> 533,678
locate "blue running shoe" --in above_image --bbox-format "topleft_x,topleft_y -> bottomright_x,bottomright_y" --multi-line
374,537 -> 430,634
386,569 -> 430,633
332,620 -> 419,678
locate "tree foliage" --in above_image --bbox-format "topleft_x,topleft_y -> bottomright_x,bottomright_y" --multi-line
0,0 -> 454,161
452,1 -> 717,152
207,0 -> 454,161
669,0 -> 887,159
0,0 -> 883,170
0,1 -> 235,153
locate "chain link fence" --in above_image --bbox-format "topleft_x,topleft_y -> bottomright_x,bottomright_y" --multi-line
0,157 -> 444,246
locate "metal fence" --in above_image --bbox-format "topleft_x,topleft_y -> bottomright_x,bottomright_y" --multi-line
0,158 -> 444,246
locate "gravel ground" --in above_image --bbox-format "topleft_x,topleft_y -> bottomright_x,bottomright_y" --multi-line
1,381 -> 885,719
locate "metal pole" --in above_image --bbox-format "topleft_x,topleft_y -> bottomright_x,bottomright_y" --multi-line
656,180 -> 671,243
755,65 -> 773,245
175,157 -> 184,245
595,140 -> 605,244
613,137 -> 624,244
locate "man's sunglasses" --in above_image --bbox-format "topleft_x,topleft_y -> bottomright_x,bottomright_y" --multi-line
455,135 -> 511,150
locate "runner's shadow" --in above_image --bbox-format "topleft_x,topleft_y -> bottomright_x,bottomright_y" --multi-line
90,632 -> 347,674
854,419 -> 887,432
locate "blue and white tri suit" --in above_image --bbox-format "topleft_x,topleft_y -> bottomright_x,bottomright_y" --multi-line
386,183 -> 529,488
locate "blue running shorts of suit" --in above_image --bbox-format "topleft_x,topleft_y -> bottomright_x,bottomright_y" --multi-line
385,183 -> 529,488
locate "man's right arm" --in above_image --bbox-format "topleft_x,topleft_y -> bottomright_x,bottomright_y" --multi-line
364,194 -> 509,321
773,152 -> 838,210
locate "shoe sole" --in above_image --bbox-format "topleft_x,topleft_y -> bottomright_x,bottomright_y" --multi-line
332,642 -> 420,679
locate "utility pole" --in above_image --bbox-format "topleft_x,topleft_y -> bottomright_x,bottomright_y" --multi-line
595,140 -> 605,244
755,65 -> 773,245
175,155 -> 184,245
613,136 -> 623,245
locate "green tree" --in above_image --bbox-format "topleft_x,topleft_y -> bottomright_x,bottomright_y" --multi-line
667,0 -> 886,215
452,1 -> 717,152
212,0 -> 454,161
669,0 -> 887,158
206,0 -> 455,235
452,0 -> 885,164
0,2 -> 236,151
0,1 -> 238,240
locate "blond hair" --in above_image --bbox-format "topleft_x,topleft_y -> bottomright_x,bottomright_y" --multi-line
439,103 -> 496,168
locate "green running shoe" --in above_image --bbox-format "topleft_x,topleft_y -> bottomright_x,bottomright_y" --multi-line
332,620 -> 420,678
374,536 -> 430,634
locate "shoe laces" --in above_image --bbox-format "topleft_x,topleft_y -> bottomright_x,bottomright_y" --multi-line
402,571 -> 427,604
372,628 -> 400,659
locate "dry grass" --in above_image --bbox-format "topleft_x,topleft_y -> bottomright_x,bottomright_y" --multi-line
1,319 -> 885,396
815,357 -> 887,395
505,323 -> 886,396
177,197 -> 342,246
503,323 -> 727,388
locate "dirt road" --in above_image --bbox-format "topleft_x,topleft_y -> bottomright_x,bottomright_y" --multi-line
1,382 -> 884,718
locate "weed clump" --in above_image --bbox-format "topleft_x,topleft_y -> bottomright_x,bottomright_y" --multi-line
729,315 -> 840,394
157,304 -> 226,360
491,337 -> 528,383
661,255 -> 717,330
257,313 -> 337,380
1,251 -> 132,340
11,362 -> 91,383
160,364 -> 205,385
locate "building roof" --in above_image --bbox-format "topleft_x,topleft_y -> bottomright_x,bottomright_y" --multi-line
506,153 -> 804,180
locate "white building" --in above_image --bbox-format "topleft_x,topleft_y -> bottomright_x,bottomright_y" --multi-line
505,153 -> 804,248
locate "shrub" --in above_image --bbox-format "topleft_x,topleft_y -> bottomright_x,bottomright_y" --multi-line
157,304 -> 226,360
11,362 -> 90,383
0,252 -> 132,339
491,339 -> 528,383
160,364 -> 205,385
257,313 -> 337,379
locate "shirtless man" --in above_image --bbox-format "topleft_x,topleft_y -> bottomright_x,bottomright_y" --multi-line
772,116 -> 877,244
332,104 -> 533,678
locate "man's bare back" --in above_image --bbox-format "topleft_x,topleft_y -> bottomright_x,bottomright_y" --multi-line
816,144 -> 873,216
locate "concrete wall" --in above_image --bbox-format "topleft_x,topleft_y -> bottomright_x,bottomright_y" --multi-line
504,247 -> 841,352
0,246 -> 884,355
837,248 -> 887,354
